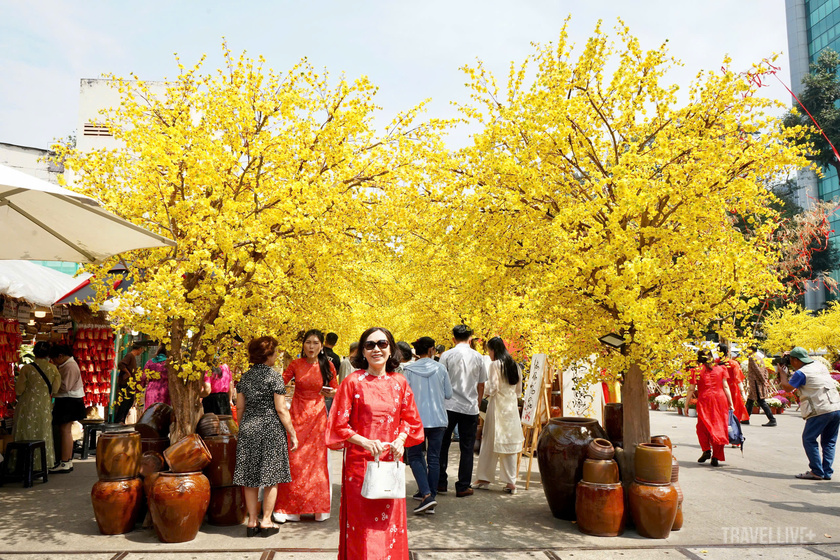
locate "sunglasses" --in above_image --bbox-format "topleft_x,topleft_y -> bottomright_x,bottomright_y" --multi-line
363,340 -> 389,351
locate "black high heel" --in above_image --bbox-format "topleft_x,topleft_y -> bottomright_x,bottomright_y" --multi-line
246,525 -> 261,537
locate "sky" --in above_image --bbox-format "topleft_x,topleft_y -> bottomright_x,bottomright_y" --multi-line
0,0 -> 793,150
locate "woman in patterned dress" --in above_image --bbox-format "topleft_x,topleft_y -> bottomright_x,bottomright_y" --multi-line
12,341 -> 61,470
233,336 -> 298,537
273,329 -> 337,523
326,327 -> 424,560
140,345 -> 170,409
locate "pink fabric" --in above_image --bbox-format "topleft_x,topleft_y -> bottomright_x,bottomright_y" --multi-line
205,364 -> 232,394
141,359 -> 170,408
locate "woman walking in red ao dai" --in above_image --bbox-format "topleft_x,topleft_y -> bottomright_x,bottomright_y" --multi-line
685,348 -> 734,467
273,329 -> 338,523
326,327 -> 424,560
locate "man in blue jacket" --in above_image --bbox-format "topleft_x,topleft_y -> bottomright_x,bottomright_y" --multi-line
403,336 -> 452,514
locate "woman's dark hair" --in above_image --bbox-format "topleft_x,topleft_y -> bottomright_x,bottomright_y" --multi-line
302,329 -> 333,386
352,327 -> 401,371
155,344 -> 167,357
397,341 -> 413,362
248,336 -> 278,364
49,344 -> 73,360
487,337 -> 519,386
33,341 -> 51,359
697,349 -> 712,364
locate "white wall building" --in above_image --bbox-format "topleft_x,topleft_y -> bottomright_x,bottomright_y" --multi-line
0,142 -> 62,184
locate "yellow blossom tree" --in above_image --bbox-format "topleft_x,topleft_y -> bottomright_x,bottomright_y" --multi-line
57,46 -> 447,439
424,20 -> 811,471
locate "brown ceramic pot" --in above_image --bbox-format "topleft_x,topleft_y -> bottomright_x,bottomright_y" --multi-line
141,436 -> 170,456
139,451 -> 166,478
135,403 -> 175,439
96,431 -> 141,481
537,417 -> 607,520
670,456 -> 679,483
582,459 -> 620,484
217,415 -> 239,436
550,406 -> 563,418
634,443 -> 672,484
164,434 -> 212,473
91,477 -> 143,535
196,413 -> 221,439
575,481 -> 625,536
628,480 -> 678,539
650,435 -> 672,451
587,438 -> 615,460
148,471 -> 211,543
672,481 -> 684,531
603,403 -> 623,448
207,485 -> 246,526
203,435 -> 237,487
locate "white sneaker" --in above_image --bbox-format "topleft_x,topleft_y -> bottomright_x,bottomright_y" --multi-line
271,512 -> 287,524
49,461 -> 73,474
315,513 -> 330,522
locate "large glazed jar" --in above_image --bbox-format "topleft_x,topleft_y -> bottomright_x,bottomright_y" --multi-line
164,434 -> 212,473
135,402 -> 175,439
91,477 -> 143,535
207,485 -> 246,526
96,431 -> 141,481
650,435 -> 672,451
634,443 -> 672,484
628,480 -> 678,539
575,481 -> 625,536
196,413 -> 221,439
603,403 -> 623,448
537,417 -> 607,520
217,415 -> 239,436
202,435 -> 237,487
148,471 -> 211,543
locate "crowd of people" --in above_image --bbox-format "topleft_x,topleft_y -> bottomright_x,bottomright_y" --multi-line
230,324 -> 523,560
686,344 -> 840,481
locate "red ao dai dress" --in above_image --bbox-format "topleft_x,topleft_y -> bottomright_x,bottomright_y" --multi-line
326,370 -> 424,560
690,364 -> 731,461
274,358 -> 338,518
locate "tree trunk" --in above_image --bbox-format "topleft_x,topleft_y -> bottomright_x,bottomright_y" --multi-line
620,360 -> 650,486
167,364 -> 202,443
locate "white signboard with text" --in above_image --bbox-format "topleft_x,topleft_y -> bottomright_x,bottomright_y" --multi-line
520,353 -> 547,427
561,358 -> 603,424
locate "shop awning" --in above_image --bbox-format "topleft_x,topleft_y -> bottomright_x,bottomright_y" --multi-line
0,163 -> 175,263
0,261 -> 91,307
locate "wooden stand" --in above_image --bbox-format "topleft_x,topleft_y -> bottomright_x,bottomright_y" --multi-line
517,361 -> 554,489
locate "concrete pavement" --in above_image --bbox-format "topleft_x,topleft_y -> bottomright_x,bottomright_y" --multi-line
1,408 -> 838,559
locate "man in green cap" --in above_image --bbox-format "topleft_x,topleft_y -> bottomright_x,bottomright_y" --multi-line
781,347 -> 840,480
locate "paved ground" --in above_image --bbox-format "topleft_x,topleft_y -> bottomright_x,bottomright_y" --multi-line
1,408 -> 838,559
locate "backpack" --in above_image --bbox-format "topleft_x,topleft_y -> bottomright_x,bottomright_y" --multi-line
728,410 -> 745,454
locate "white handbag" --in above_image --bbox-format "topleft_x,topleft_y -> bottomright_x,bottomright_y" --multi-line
361,458 -> 405,500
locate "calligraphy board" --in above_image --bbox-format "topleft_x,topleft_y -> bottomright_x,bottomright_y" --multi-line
561,359 -> 603,424
520,353 -> 547,427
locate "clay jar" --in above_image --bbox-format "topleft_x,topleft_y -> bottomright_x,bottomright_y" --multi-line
634,443 -> 672,484
650,435 -> 672,451
575,481 -> 625,536
537,417 -> 607,520
582,459 -> 619,484
628,480 -> 678,539
587,438 -> 615,460
141,437 -> 170,457
91,477 -> 143,535
148,471 -> 211,543
139,451 -> 166,479
135,402 -> 175,439
671,456 -> 683,531
96,431 -> 141,481
202,435 -> 237,487
207,485 -> 246,526
164,434 -> 212,473
603,403 -> 623,448
196,413 -> 221,439
217,415 -> 239,436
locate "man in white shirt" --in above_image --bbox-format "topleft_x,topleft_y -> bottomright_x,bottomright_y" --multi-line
438,325 -> 487,497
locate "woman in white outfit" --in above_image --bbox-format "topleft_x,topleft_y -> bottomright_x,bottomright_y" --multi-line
474,337 -> 525,493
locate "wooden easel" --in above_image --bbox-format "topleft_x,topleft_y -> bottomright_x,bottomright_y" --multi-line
517,360 -> 554,489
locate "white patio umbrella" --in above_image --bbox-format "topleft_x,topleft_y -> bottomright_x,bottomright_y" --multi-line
0,163 -> 175,263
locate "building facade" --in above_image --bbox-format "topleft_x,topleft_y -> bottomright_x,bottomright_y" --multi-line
786,0 -> 840,309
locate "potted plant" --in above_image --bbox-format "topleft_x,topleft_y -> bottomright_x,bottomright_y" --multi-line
648,393 -> 659,411
675,397 -> 686,415
687,398 -> 698,417
655,394 -> 672,410
765,396 -> 783,415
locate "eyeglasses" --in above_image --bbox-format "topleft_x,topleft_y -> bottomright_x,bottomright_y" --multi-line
363,340 -> 389,351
